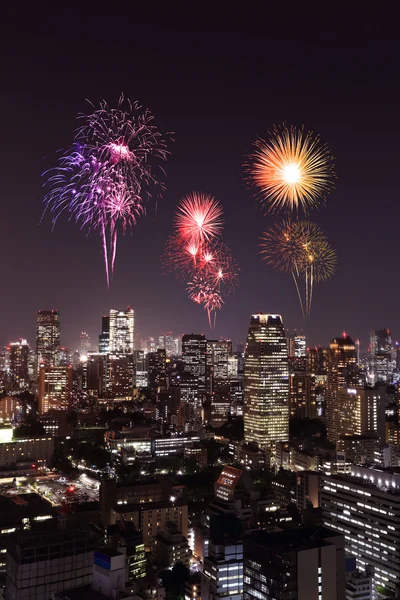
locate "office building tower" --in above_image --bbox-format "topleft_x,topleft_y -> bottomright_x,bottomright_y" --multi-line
207,339 -> 231,392
79,331 -> 90,356
182,334 -> 207,396
38,365 -> 72,414
202,514 -> 243,600
180,374 -> 201,429
336,386 -> 386,440
243,527 -> 346,600
99,315 -> 110,353
133,350 -> 148,389
86,353 -> 106,396
289,371 -> 316,418
370,328 -> 395,384
288,330 -> 306,360
158,332 -> 179,357
321,465 -> 400,597
109,307 -> 134,353
147,348 -> 167,391
8,339 -> 29,390
36,310 -> 60,368
308,346 -> 328,375
106,354 -> 134,398
296,470 -> 320,509
326,334 -> 358,442
244,314 -> 289,449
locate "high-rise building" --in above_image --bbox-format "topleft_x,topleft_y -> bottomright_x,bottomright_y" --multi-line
109,307 -> 134,353
133,350 -> 148,389
106,354 -> 134,398
147,349 -> 167,391
370,328 -> 395,384
244,314 -> 289,449
326,334 -> 358,442
79,331 -> 90,356
36,310 -> 60,368
8,339 -> 29,390
38,365 -> 72,414
158,333 -> 180,357
336,386 -> 386,440
243,527 -> 346,600
207,339 -> 231,392
182,334 -> 207,396
321,465 -> 400,597
99,315 -> 110,353
289,371 -> 316,418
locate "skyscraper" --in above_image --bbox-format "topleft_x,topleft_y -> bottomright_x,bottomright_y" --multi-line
8,339 -> 29,390
98,315 -> 110,354
158,333 -> 180,357
79,331 -> 90,356
326,334 -> 358,442
370,328 -> 395,384
182,334 -> 207,396
36,310 -> 60,368
38,365 -> 72,414
243,314 -> 289,449
109,308 -> 134,353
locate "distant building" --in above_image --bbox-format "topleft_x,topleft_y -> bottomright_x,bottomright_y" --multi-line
36,310 -> 60,368
79,331 -> 90,356
336,386 -> 386,440
98,315 -> 110,354
182,334 -> 207,396
0,432 -> 54,469
38,365 -> 72,414
109,307 -> 134,353
133,350 -> 148,389
244,314 -> 289,449
370,328 -> 395,384
8,339 -> 30,390
326,334 -> 358,442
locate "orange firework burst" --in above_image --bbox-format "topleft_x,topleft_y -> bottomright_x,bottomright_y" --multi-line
247,124 -> 335,213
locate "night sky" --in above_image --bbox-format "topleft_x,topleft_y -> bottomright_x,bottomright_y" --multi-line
1,6 -> 398,351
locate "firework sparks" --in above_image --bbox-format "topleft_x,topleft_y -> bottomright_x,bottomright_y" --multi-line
246,124 -> 335,213
43,95 -> 170,286
260,220 -> 336,317
163,192 -> 238,328
175,192 -> 223,244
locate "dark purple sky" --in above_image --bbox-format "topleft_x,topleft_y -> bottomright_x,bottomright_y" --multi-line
1,6 -> 398,351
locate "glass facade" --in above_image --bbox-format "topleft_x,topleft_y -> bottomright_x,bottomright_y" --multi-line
244,314 -> 289,449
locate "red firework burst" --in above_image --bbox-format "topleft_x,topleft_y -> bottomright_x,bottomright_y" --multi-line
175,192 -> 223,244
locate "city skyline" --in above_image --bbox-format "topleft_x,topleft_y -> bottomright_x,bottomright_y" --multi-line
1,8 -> 399,351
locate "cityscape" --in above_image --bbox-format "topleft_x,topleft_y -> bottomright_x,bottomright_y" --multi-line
2,5 -> 400,600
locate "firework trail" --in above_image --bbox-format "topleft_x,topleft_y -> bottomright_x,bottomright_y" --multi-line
164,193 -> 238,328
260,220 -> 336,317
246,124 -> 335,214
43,96 -> 169,286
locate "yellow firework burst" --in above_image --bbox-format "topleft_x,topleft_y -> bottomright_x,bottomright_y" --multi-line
247,124 -> 335,213
299,238 -> 337,282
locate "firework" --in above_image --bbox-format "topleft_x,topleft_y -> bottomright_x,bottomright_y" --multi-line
162,235 -> 200,280
175,192 -> 223,244
43,96 -> 169,286
247,124 -> 335,213
163,192 -> 238,328
260,220 -> 336,317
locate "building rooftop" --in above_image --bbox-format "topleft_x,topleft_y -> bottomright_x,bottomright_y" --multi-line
246,526 -> 342,554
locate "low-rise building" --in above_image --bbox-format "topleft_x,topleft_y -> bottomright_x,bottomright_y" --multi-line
153,521 -> 191,569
